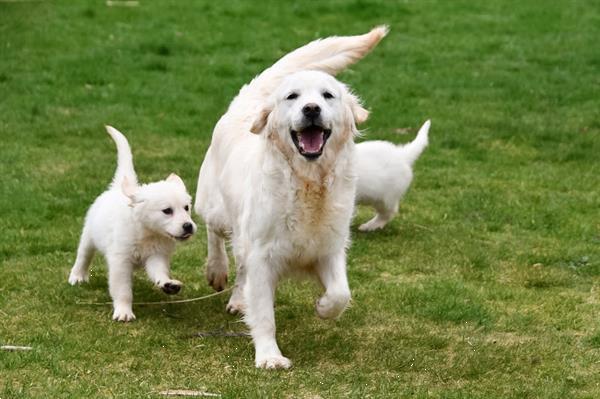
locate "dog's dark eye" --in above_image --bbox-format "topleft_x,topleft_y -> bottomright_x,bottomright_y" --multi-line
323,91 -> 334,99
184,205 -> 189,211
286,92 -> 298,100
162,208 -> 173,215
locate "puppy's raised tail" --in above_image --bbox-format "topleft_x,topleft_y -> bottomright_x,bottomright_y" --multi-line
251,25 -> 389,95
105,125 -> 138,188
401,120 -> 430,166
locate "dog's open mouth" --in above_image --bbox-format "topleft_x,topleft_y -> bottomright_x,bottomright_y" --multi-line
290,125 -> 332,160
171,233 -> 193,241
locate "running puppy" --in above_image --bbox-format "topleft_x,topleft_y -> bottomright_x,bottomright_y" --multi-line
355,120 -> 430,231
195,26 -> 388,369
68,126 -> 196,321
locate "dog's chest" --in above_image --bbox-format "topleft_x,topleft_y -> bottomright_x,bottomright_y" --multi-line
293,177 -> 332,228
276,175 -> 352,259
131,238 -> 175,265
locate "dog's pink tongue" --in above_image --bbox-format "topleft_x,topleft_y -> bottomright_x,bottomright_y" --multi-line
299,127 -> 324,153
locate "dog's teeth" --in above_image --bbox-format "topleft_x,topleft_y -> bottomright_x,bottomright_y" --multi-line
297,133 -> 305,150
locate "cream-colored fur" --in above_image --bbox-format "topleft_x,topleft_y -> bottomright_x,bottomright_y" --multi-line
194,26 -> 387,369
69,126 -> 196,321
356,120 -> 430,231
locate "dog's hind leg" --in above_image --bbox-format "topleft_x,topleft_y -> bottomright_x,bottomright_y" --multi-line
107,254 -> 135,322
358,202 -> 396,232
206,226 -> 229,292
145,254 -> 182,295
226,251 -> 247,314
68,229 -> 95,285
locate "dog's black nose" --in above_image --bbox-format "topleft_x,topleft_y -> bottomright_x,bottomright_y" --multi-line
183,223 -> 194,234
302,103 -> 321,119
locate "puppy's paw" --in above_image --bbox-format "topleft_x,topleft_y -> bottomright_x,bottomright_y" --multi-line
225,287 -> 246,314
112,307 -> 136,322
226,297 -> 246,315
68,270 -> 89,285
358,221 -> 383,232
255,355 -> 292,370
160,279 -> 183,295
316,292 -> 350,320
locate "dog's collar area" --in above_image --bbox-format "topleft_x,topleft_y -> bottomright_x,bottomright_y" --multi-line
290,125 -> 332,160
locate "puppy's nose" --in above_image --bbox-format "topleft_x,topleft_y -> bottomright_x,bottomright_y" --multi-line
182,222 -> 194,234
302,103 -> 321,119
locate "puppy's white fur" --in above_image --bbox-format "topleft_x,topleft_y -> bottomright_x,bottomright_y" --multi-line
195,26 -> 387,369
69,126 -> 197,321
355,120 -> 430,231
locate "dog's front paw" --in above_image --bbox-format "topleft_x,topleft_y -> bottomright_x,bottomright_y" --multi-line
160,279 -> 182,295
226,297 -> 246,315
112,307 -> 136,322
255,355 -> 292,370
316,292 -> 350,320
68,270 -> 89,285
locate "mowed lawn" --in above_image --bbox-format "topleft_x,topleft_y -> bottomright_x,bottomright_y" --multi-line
1,1 -> 599,397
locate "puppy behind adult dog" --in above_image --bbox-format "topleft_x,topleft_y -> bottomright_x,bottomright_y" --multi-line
195,26 -> 388,369
355,120 -> 430,231
68,126 -> 196,321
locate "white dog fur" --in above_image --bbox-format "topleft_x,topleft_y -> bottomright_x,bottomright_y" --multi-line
355,120 -> 430,231
195,26 -> 387,369
69,126 -> 197,321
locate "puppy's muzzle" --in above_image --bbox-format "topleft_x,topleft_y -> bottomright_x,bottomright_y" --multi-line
183,222 -> 194,234
173,222 -> 195,241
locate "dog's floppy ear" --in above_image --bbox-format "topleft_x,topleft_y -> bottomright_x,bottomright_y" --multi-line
121,176 -> 141,206
166,173 -> 186,188
352,103 -> 369,125
348,93 -> 369,125
249,106 -> 272,134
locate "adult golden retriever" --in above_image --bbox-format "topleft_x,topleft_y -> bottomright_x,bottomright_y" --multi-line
195,26 -> 387,369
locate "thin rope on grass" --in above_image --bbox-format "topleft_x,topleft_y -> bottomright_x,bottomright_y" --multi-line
76,286 -> 234,306
1,345 -> 33,351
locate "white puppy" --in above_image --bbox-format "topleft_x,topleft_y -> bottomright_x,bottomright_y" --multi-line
69,126 -> 197,321
195,27 -> 388,369
355,120 -> 430,231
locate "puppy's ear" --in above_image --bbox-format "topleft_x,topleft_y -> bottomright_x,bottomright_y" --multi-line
250,106 -> 272,134
166,173 -> 186,188
348,93 -> 369,125
121,176 -> 141,206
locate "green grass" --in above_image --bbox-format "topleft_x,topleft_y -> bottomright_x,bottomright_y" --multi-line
1,0 -> 599,397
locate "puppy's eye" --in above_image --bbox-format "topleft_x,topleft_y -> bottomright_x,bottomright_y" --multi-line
323,91 -> 334,99
184,205 -> 189,211
162,208 -> 173,215
286,92 -> 298,100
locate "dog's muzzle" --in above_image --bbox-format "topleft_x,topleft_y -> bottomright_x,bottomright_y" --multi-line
290,123 -> 332,160
171,223 -> 195,241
